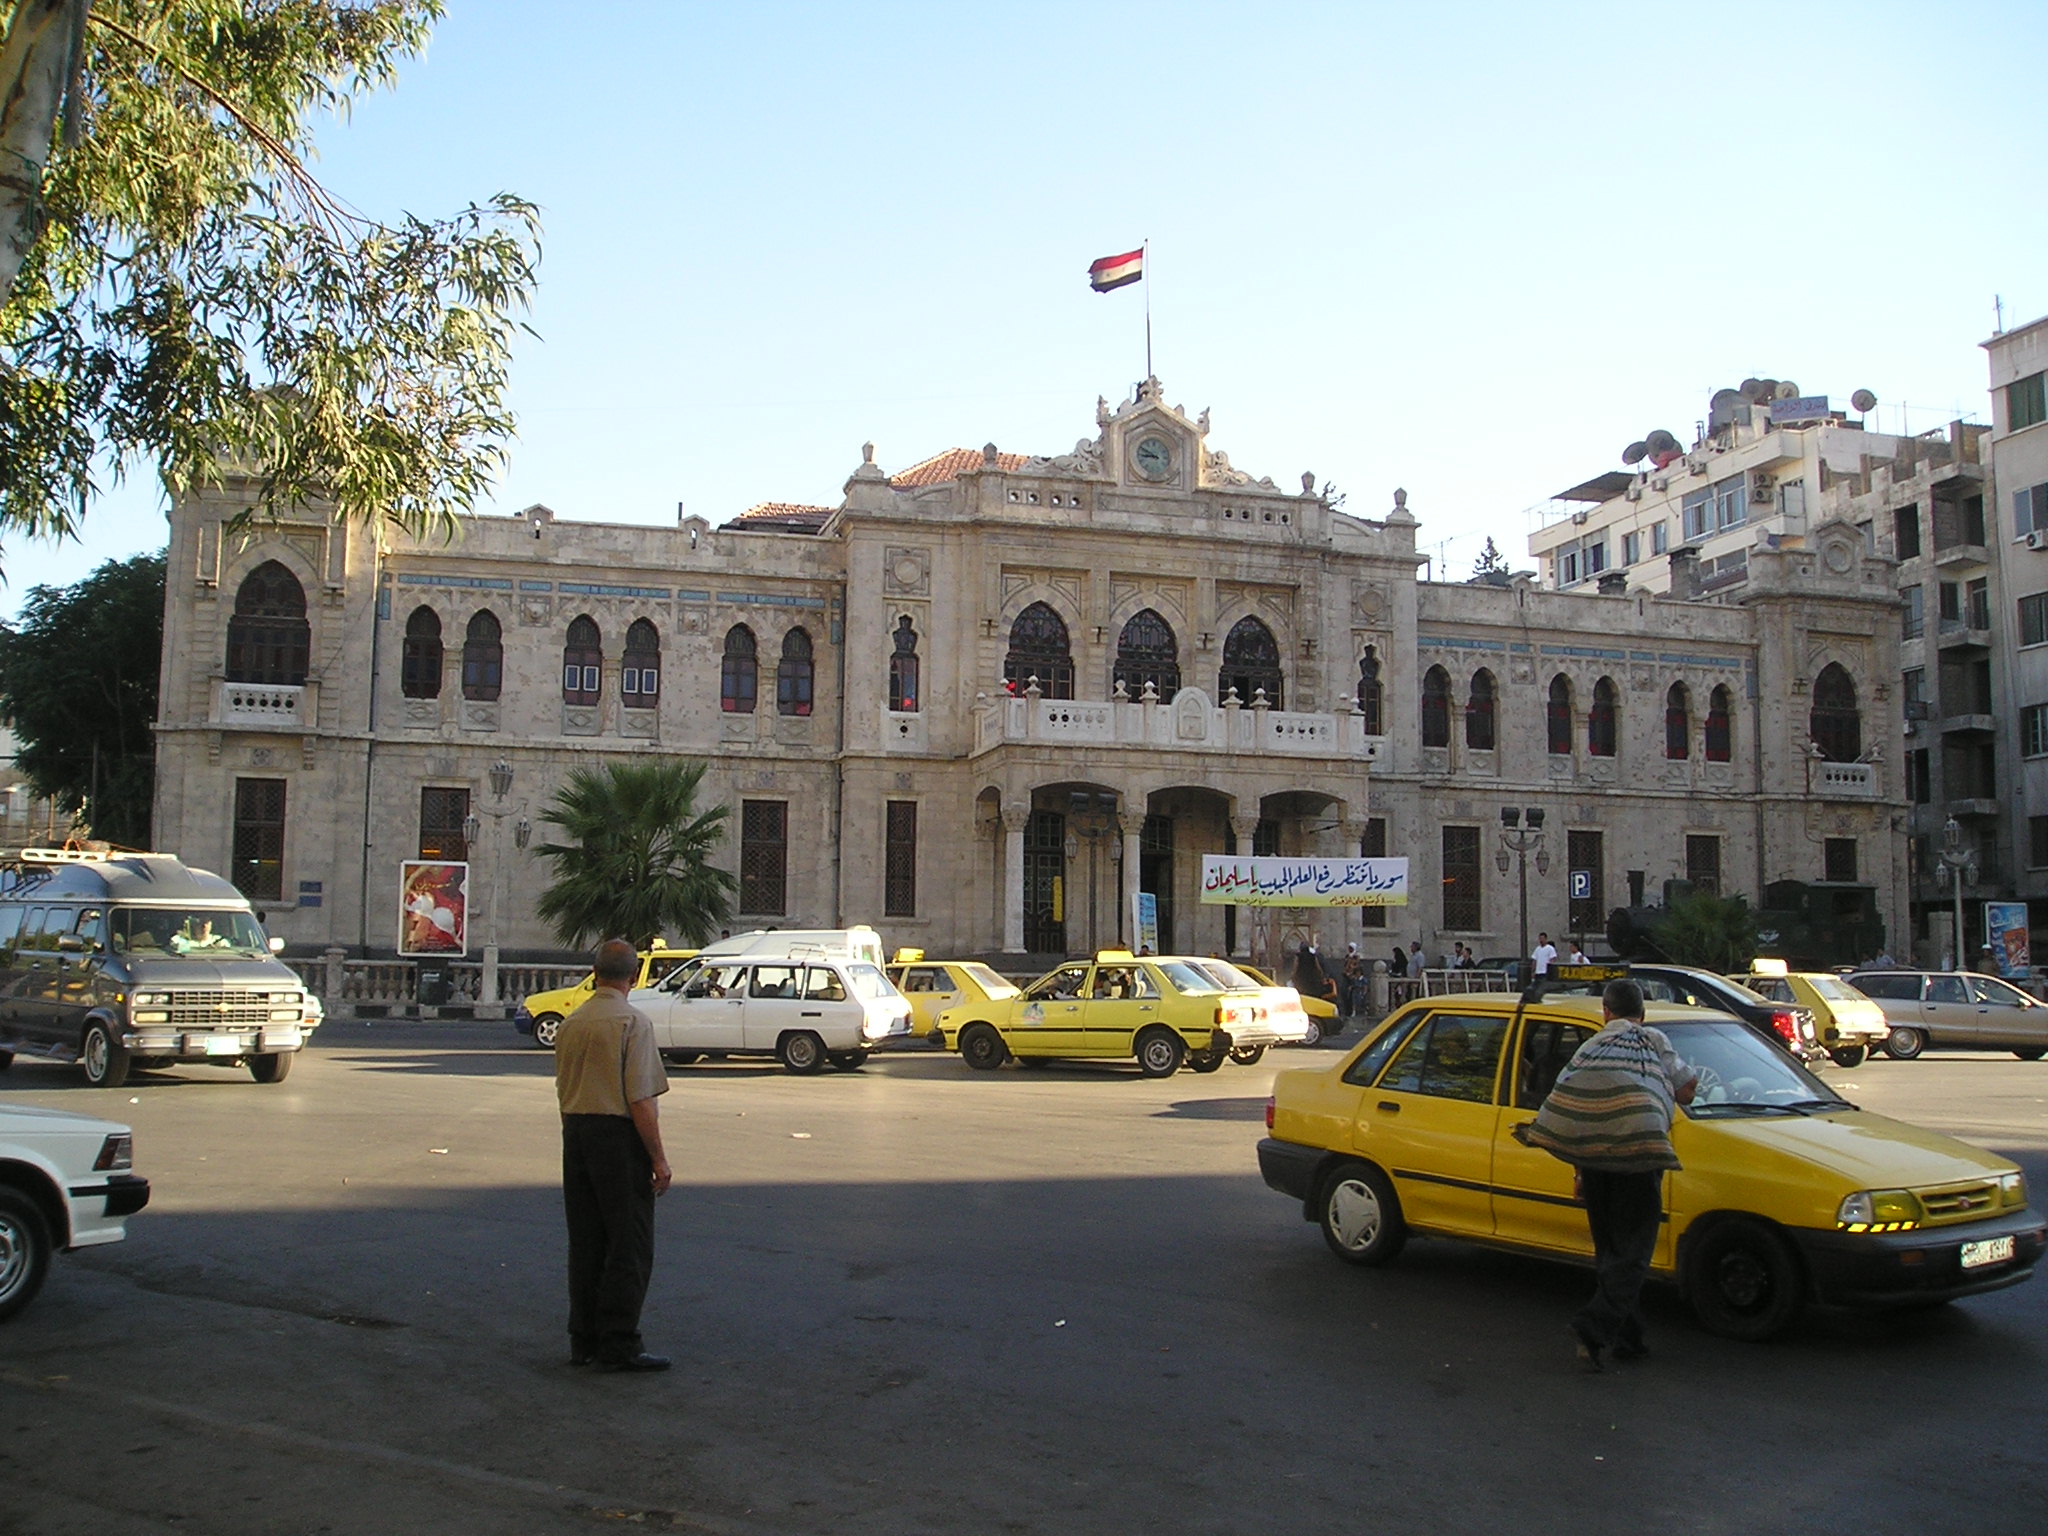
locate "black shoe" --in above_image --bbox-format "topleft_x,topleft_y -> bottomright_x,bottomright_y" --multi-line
597,1352 -> 671,1373
1569,1324 -> 1604,1374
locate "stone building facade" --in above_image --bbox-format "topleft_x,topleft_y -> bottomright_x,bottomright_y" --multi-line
152,380 -> 1907,967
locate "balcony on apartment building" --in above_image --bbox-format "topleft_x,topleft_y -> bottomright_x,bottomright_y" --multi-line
975,683 -> 1386,762
211,678 -> 317,730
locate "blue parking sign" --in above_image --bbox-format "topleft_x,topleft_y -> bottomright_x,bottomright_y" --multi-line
1569,870 -> 1593,901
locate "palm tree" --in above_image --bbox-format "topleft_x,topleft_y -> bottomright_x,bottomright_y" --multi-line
533,759 -> 735,949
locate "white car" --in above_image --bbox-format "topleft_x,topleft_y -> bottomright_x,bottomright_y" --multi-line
1187,959 -> 1316,1061
0,1101 -> 150,1321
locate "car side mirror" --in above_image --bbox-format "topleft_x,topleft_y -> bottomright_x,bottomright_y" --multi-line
56,932 -> 86,953
268,936 -> 286,953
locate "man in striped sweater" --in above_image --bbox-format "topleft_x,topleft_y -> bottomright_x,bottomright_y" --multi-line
1517,979 -> 1698,1371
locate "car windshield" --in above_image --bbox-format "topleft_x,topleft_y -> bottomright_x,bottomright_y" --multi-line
112,907 -> 269,957
844,962 -> 898,1002
1664,1020 -> 1849,1115
1153,959 -> 1225,994
955,962 -> 1021,999
1805,976 -> 1864,1001
1192,960 -> 1264,991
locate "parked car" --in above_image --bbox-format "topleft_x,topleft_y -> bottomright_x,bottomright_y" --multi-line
1235,963 -> 1337,1047
0,1101 -> 150,1321
1846,970 -> 2048,1061
1534,962 -> 1824,1064
1730,959 -> 1890,1068
1185,960 -> 1315,1059
1258,993 -> 2046,1339
514,944 -> 698,1048
885,953 -> 1023,1045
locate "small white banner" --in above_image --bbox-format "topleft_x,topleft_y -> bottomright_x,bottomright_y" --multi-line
1200,855 -> 1409,908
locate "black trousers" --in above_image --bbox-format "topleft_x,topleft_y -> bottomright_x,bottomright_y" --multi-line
562,1114 -> 655,1362
1573,1167 -> 1664,1349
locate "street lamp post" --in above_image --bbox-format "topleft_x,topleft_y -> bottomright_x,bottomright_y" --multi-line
467,759 -> 528,1016
1495,807 -> 1550,971
1066,790 -> 1119,954
1936,816 -> 1977,971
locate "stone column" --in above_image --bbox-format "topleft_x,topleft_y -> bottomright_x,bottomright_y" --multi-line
1229,814 -> 1261,962
479,943 -> 502,1019
323,946 -> 346,1014
1001,803 -> 1029,953
1118,810 -> 1145,947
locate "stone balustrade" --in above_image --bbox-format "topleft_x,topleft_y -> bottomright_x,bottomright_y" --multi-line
1813,761 -> 1877,798
976,689 -> 1384,760
215,678 -> 314,728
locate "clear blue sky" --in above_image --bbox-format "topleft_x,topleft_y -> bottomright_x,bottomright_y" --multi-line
6,0 -> 2045,608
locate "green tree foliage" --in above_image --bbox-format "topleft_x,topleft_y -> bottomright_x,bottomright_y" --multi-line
0,549 -> 164,846
0,2 -> 540,554
1647,889 -> 1759,974
1472,536 -> 1508,577
533,759 -> 736,952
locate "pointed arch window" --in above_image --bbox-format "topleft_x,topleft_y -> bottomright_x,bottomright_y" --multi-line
1811,664 -> 1861,762
1705,685 -> 1733,763
1357,648 -> 1383,735
1665,682 -> 1691,760
622,618 -> 660,708
1466,668 -> 1497,751
225,561 -> 309,684
778,628 -> 814,716
400,607 -> 442,699
562,616 -> 602,705
1113,608 -> 1180,702
1589,676 -> 1619,758
1420,666 -> 1452,748
462,610 -> 503,702
721,625 -> 758,713
1546,676 -> 1573,756
1218,616 -> 1283,709
1004,602 -> 1074,698
887,616 -> 921,711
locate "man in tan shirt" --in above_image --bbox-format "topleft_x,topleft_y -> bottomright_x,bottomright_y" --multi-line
556,938 -> 672,1371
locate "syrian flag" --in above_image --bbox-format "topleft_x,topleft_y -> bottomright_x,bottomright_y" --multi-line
1088,247 -> 1144,293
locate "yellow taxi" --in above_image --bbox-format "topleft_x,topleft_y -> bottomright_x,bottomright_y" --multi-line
514,944 -> 698,1048
884,951 -> 1023,1045
1237,962 -> 1340,1046
937,949 -> 1272,1076
1729,959 -> 1891,1069
1257,990 -> 2045,1338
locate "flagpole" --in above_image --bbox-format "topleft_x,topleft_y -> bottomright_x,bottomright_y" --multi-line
1143,238 -> 1152,380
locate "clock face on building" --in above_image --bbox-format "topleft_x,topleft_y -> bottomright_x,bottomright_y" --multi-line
1132,435 -> 1175,483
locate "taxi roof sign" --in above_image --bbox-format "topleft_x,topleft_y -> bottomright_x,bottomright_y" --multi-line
1551,963 -> 1628,983
1094,948 -> 1138,963
1748,957 -> 1790,978
892,947 -> 926,965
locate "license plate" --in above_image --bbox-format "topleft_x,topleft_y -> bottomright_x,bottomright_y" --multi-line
1961,1236 -> 2016,1270
202,1034 -> 244,1056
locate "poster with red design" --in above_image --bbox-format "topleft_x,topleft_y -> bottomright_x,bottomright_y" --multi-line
399,861 -> 469,955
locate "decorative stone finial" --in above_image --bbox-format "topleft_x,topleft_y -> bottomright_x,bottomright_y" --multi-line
861,441 -> 875,464
1301,470 -> 1317,495
1386,487 -> 1417,524
982,442 -> 999,466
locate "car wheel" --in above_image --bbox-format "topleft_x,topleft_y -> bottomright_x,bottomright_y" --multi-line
1317,1161 -> 1406,1267
1229,1044 -> 1267,1066
777,1031 -> 827,1075
1189,1048 -> 1226,1074
660,1051 -> 703,1066
0,1186 -> 55,1323
0,1051 -> 12,1073
1134,1027 -> 1186,1078
80,1022 -> 130,1089
248,1052 -> 292,1084
1299,1017 -> 1323,1048
1827,1045 -> 1869,1070
1885,1026 -> 1926,1061
1684,1219 -> 1805,1341
531,1013 -> 563,1050
959,1025 -> 1008,1071
828,1051 -> 869,1071
2015,1049 -> 2045,1062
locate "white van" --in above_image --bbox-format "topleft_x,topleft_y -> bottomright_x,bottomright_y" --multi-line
630,931 -> 909,1074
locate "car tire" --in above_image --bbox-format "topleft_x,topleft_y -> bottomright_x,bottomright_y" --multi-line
531,1013 -> 563,1050
1884,1026 -> 1926,1061
1299,1017 -> 1323,1048
777,1031 -> 827,1076
959,1025 -> 1007,1071
1229,1044 -> 1267,1066
0,1186 -> 55,1323
1317,1161 -> 1406,1267
1189,1048 -> 1226,1073
660,1051 -> 703,1066
1134,1026 -> 1186,1078
0,1051 -> 12,1073
827,1051 -> 869,1071
1827,1045 -> 1869,1070
248,1052 -> 292,1084
1684,1219 -> 1805,1341
80,1022 -> 130,1089
2015,1049 -> 2045,1062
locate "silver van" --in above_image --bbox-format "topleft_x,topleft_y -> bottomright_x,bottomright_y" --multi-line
0,849 -> 315,1087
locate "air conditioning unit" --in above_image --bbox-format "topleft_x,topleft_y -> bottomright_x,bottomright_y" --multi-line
1624,484 -> 1643,502
1751,473 -> 1775,504
1650,476 -> 1669,492
2028,529 -> 2047,551
1571,510 -> 1589,525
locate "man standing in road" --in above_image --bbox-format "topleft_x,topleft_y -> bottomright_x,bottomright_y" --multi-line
1515,978 -> 1697,1371
556,938 -> 673,1372
1531,932 -> 1558,976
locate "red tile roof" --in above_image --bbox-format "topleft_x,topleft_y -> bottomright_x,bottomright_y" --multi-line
889,447 -> 1032,487
729,502 -> 835,533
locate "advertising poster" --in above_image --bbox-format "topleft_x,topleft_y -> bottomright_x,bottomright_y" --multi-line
1985,901 -> 2031,980
1132,891 -> 1160,954
399,861 -> 469,955
1199,855 -> 1410,907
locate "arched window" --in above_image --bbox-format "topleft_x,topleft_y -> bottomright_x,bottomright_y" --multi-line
778,628 -> 814,716
1811,663 -> 1861,762
887,616 -> 920,712
1218,616 -> 1283,709
225,561 -> 309,684
563,616 -> 602,706
721,625 -> 758,713
1546,676 -> 1573,756
1588,676 -> 1619,758
1004,602 -> 1074,698
1420,666 -> 1452,748
622,618 -> 660,708
1113,608 -> 1180,702
1665,682 -> 1691,760
1466,668 -> 1497,751
1357,648 -> 1383,735
1705,685 -> 1733,763
400,607 -> 442,699
462,610 -> 503,702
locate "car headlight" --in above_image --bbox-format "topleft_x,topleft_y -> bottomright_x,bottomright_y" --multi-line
2000,1171 -> 2028,1208
1836,1189 -> 1922,1232
131,991 -> 171,1007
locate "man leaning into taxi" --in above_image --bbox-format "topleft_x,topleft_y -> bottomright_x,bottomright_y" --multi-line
555,938 -> 673,1372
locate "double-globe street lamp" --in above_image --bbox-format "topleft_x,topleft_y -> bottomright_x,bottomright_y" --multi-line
1495,806 -> 1550,970
1934,815 -> 1977,972
462,759 -> 532,1016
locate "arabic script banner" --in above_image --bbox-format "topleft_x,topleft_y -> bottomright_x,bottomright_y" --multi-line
1199,855 -> 1409,908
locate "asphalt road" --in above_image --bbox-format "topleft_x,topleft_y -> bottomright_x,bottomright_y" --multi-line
3,1026 -> 2045,1536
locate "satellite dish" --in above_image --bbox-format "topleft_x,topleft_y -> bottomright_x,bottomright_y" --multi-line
1739,378 -> 1768,403
1644,429 -> 1680,455
1851,388 -> 1878,413
1622,441 -> 1649,465
1774,381 -> 1800,400
1707,388 -> 1746,432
